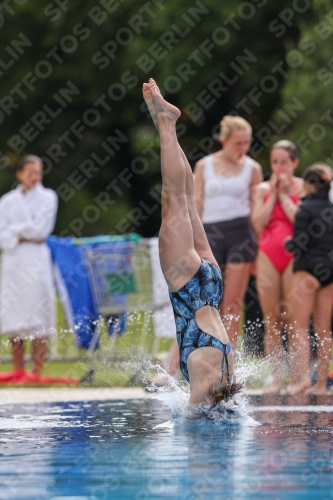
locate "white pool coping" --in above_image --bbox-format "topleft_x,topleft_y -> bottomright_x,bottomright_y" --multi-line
0,388 -> 267,404
0,388 -> 331,405
0,388 -> 147,404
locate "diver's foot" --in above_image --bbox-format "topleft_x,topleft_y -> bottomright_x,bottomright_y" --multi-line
262,382 -> 283,395
142,82 -> 158,129
284,379 -> 311,396
305,383 -> 330,396
148,78 -> 180,121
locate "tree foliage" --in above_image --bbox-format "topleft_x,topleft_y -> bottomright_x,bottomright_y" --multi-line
0,0 -> 313,236
271,0 -> 333,175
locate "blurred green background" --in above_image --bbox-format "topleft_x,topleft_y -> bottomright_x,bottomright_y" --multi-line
1,0 -> 332,238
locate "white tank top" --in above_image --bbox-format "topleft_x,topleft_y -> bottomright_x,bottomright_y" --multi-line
201,154 -> 253,223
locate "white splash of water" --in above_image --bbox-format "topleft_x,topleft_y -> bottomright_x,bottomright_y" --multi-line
144,345 -> 260,426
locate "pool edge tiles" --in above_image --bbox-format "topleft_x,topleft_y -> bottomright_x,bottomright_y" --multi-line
0,387 -> 332,406
0,388 -> 274,405
0,387 -> 147,405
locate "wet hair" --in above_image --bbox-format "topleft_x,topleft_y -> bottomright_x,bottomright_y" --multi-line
271,140 -> 298,161
302,165 -> 331,196
219,115 -> 252,140
211,381 -> 244,406
16,155 -> 43,172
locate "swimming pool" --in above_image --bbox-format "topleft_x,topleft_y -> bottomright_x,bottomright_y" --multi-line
0,396 -> 332,499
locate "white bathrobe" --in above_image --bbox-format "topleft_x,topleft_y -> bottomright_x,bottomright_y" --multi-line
0,183 -> 58,338
149,237 -> 176,339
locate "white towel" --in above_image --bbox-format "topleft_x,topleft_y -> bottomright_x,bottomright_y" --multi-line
149,237 -> 176,339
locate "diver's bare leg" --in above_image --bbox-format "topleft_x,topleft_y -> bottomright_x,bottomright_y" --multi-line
183,151 -> 219,267
143,82 -> 217,267
147,79 -> 201,292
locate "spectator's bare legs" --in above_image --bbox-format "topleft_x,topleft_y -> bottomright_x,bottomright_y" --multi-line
221,263 -> 252,349
11,338 -> 25,372
285,271 -> 314,395
11,337 -> 47,376
306,282 -> 333,395
256,252 -> 286,393
32,337 -> 48,376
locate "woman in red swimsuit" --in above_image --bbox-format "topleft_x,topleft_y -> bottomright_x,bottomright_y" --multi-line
252,141 -> 303,394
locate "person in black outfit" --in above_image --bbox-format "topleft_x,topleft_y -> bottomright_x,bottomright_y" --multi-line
284,165 -> 333,395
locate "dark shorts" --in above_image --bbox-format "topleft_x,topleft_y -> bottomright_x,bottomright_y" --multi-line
203,216 -> 257,269
294,259 -> 333,288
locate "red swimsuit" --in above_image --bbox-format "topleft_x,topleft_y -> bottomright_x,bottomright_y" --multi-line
259,185 -> 299,273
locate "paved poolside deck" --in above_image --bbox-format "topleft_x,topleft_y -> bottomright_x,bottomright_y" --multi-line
1,387 -> 332,405
0,387 -> 148,404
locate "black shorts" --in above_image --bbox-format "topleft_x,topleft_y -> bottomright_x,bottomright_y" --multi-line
294,260 -> 333,288
203,216 -> 257,269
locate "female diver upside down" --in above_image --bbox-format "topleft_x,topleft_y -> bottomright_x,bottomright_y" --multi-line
143,79 -> 242,407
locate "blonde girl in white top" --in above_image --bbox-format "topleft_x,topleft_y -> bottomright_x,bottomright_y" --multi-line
194,117 -> 262,349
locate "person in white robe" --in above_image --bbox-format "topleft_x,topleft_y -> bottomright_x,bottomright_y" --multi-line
0,155 -> 58,381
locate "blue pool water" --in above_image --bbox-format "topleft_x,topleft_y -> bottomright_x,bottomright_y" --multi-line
0,396 -> 332,500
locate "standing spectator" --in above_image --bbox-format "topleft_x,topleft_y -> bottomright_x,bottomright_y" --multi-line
252,140 -> 303,394
194,116 -> 262,349
285,166 -> 333,395
0,155 -> 58,382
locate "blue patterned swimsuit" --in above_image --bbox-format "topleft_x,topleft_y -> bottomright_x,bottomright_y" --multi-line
169,259 -> 232,383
